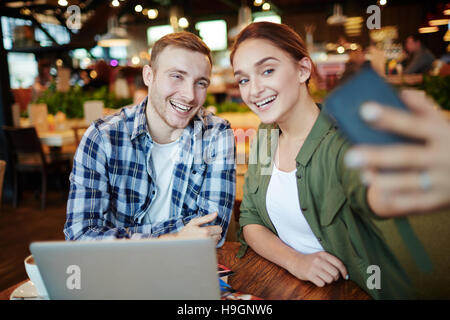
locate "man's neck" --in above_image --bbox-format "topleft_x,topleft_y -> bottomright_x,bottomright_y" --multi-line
145,102 -> 184,144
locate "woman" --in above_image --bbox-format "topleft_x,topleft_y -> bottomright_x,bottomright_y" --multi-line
230,22 -> 415,299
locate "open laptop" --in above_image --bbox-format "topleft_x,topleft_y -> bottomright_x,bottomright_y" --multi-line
29,238 -> 221,300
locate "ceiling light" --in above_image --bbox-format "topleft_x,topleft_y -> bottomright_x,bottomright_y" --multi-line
444,29 -> 450,41
327,4 -> 347,25
135,5 -> 143,13
262,3 -> 271,11
429,18 -> 449,26
418,25 -> 438,33
178,17 -> 189,28
58,0 -> 68,6
131,56 -> 140,65
112,0 -> 120,7
444,4 -> 450,15
148,9 -> 158,20
98,16 -> 131,47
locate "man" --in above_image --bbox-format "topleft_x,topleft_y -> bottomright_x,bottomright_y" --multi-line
64,32 -> 236,246
403,34 -> 435,74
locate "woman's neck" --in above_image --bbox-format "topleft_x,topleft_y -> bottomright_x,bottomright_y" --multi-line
277,86 -> 320,140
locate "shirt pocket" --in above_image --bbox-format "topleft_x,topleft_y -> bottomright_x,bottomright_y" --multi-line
187,164 -> 207,195
319,191 -> 346,226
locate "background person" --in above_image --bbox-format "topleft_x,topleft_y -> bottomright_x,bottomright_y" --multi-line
402,34 -> 436,75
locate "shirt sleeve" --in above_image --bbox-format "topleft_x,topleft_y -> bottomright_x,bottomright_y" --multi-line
237,132 -> 271,257
195,125 -> 236,247
336,137 -> 384,221
64,125 -> 133,240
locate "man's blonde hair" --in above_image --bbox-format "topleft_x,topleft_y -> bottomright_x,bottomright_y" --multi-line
150,32 -> 212,68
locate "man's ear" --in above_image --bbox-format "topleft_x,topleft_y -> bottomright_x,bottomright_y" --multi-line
297,57 -> 312,84
142,65 -> 154,87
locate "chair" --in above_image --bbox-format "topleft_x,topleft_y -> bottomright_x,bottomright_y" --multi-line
71,125 -> 88,146
3,126 -> 71,210
0,160 -> 6,208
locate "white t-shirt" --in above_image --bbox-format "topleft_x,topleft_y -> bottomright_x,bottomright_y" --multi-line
266,164 -> 324,254
143,138 -> 180,225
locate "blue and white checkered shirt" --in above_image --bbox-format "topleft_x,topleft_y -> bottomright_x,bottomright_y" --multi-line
64,98 -> 236,246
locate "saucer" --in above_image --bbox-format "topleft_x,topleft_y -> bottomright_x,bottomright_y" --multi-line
10,280 -> 48,300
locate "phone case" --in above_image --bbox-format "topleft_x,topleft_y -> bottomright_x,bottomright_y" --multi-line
323,65 -> 414,145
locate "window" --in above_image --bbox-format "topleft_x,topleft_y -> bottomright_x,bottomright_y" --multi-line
1,16 -> 33,50
147,25 -> 174,45
195,20 -> 227,51
7,52 -> 38,88
253,12 -> 281,24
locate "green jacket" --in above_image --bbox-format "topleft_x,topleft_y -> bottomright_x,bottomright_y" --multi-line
237,110 -> 415,300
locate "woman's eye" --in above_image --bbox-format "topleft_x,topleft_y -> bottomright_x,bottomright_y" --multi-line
263,68 -> 274,75
238,79 -> 249,85
171,74 -> 182,79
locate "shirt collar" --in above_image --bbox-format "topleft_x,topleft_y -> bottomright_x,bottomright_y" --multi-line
131,97 -> 149,141
295,107 -> 335,167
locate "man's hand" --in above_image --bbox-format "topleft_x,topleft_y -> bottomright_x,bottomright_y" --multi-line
160,212 -> 222,244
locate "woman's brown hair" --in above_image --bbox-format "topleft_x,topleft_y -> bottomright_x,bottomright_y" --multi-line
230,22 -> 315,84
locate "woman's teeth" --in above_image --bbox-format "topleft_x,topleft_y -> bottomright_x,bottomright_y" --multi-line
255,95 -> 276,108
170,100 -> 192,113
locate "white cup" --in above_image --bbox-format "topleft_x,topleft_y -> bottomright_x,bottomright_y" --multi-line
24,255 -> 48,298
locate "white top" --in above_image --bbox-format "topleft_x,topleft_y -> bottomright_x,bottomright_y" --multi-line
143,138 -> 180,225
266,164 -> 324,254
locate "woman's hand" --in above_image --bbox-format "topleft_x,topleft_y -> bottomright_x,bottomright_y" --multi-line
345,89 -> 450,216
286,251 -> 348,287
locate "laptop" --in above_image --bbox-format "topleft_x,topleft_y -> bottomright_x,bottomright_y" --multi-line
29,238 -> 221,300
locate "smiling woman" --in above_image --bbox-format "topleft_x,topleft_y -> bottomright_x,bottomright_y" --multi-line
231,22 -> 416,300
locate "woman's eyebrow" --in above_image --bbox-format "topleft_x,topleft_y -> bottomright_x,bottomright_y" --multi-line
234,56 -> 280,76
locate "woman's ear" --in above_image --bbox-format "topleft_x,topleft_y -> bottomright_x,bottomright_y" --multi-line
297,57 -> 312,84
142,65 -> 154,87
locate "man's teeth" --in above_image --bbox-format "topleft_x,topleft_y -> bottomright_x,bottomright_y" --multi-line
170,100 -> 192,112
256,95 -> 276,107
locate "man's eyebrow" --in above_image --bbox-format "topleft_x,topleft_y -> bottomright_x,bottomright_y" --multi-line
166,68 -> 188,75
234,56 -> 280,76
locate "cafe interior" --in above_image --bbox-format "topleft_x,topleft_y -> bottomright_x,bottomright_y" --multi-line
0,0 -> 449,300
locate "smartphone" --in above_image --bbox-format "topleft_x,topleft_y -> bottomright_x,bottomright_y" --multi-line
323,65 -> 416,145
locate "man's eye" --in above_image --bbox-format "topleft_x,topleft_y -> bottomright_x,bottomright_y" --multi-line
197,81 -> 208,88
171,74 -> 182,79
238,79 -> 249,85
263,69 -> 274,75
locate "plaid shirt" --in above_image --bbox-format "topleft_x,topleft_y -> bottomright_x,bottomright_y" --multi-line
64,98 -> 236,246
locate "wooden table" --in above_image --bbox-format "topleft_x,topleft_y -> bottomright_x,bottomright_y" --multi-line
0,242 -> 370,300
217,242 -> 371,300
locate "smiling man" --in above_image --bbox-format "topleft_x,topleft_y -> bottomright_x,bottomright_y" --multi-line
64,32 -> 236,246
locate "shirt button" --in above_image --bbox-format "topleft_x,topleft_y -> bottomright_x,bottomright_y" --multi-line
317,237 -> 322,242
302,207 -> 307,211
192,170 -> 197,174
152,191 -> 156,195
